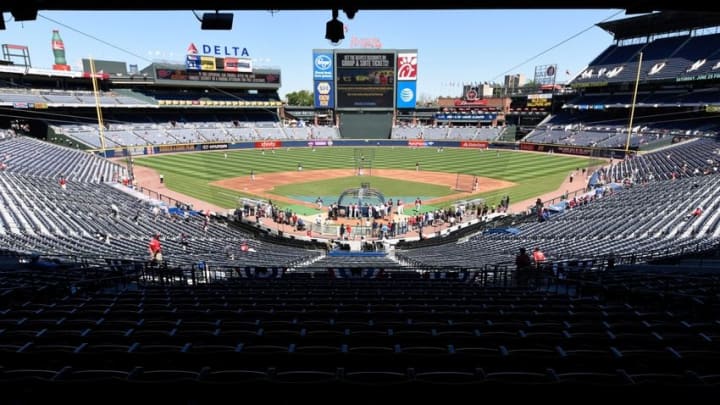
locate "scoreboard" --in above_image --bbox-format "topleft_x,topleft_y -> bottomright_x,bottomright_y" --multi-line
335,53 -> 395,109
312,49 -> 418,110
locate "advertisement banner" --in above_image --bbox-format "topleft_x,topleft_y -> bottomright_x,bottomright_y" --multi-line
221,57 -> 253,73
314,80 -> 335,109
201,143 -> 229,150
255,141 -> 282,149
158,144 -> 194,153
408,139 -> 431,147
396,81 -> 417,109
186,55 -> 201,70
307,139 -> 334,147
156,69 -> 280,84
200,56 -> 216,71
397,53 -> 418,81
527,98 -> 551,108
460,140 -> 489,149
435,113 -> 497,121
556,146 -> 593,156
313,51 -> 334,80
519,143 -> 538,151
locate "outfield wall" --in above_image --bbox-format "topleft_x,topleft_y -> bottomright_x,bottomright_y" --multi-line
98,140 -> 625,159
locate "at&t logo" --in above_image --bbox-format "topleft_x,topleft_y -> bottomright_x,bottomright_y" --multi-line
400,87 -> 414,103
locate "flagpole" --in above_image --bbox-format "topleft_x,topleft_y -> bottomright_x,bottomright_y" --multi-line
625,51 -> 643,154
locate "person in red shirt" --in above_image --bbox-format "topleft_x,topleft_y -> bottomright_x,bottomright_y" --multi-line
148,234 -> 162,262
59,177 -> 67,190
687,207 -> 703,219
532,247 -> 546,269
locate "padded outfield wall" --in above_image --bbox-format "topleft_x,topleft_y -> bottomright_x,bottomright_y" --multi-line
101,139 -> 626,159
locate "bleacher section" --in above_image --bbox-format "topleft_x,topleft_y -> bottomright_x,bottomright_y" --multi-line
391,126 -> 501,141
569,11 -> 720,88
0,137 -> 321,267
1,267 -> 720,395
0,88 -> 154,107
602,137 -> 720,181
53,119 -> 340,148
0,136 -> 121,182
524,110 -> 719,148
396,143 -> 720,268
571,33 -> 720,85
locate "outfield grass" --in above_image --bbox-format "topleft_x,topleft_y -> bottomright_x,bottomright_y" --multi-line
133,147 -> 603,211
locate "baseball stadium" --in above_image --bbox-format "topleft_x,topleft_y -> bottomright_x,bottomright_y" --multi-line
0,6 -> 719,398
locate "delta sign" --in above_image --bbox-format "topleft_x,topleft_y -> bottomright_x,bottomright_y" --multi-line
187,43 -> 250,57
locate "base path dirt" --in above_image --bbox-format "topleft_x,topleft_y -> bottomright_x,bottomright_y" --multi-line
210,169 -> 516,207
131,164 -> 228,213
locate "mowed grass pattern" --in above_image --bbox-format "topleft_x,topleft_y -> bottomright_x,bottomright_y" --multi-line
133,147 -> 602,209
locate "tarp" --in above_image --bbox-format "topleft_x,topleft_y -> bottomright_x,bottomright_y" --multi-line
483,227 -> 521,235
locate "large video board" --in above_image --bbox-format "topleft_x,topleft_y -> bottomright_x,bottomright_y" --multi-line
335,53 -> 395,109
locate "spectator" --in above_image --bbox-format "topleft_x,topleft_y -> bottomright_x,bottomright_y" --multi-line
516,247 -> 532,271
532,247 -> 546,269
515,247 -> 533,286
148,234 -> 162,263
179,232 -> 189,251
686,206 -> 703,219
110,204 -> 120,221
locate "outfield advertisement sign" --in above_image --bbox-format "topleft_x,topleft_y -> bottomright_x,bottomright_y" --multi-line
158,144 -> 194,153
519,142 -> 625,158
408,139 -> 433,147
308,140 -> 333,147
460,140 -> 489,149
435,113 -> 497,121
255,141 -> 282,149
201,143 -> 229,150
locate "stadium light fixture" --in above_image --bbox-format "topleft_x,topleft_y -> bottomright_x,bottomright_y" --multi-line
10,8 -> 37,21
325,8 -> 344,46
343,7 -> 358,19
201,11 -> 233,30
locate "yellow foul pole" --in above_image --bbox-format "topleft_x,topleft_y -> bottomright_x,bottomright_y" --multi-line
89,57 -> 108,158
625,51 -> 643,154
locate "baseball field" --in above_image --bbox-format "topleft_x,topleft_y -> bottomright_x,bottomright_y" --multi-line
132,146 -> 602,215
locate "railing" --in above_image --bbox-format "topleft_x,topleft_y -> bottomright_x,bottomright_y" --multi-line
137,186 -> 192,209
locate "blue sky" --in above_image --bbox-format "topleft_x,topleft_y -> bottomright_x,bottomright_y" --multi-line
1,9 -> 625,99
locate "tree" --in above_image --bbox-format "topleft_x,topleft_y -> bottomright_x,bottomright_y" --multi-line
285,90 -> 314,106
